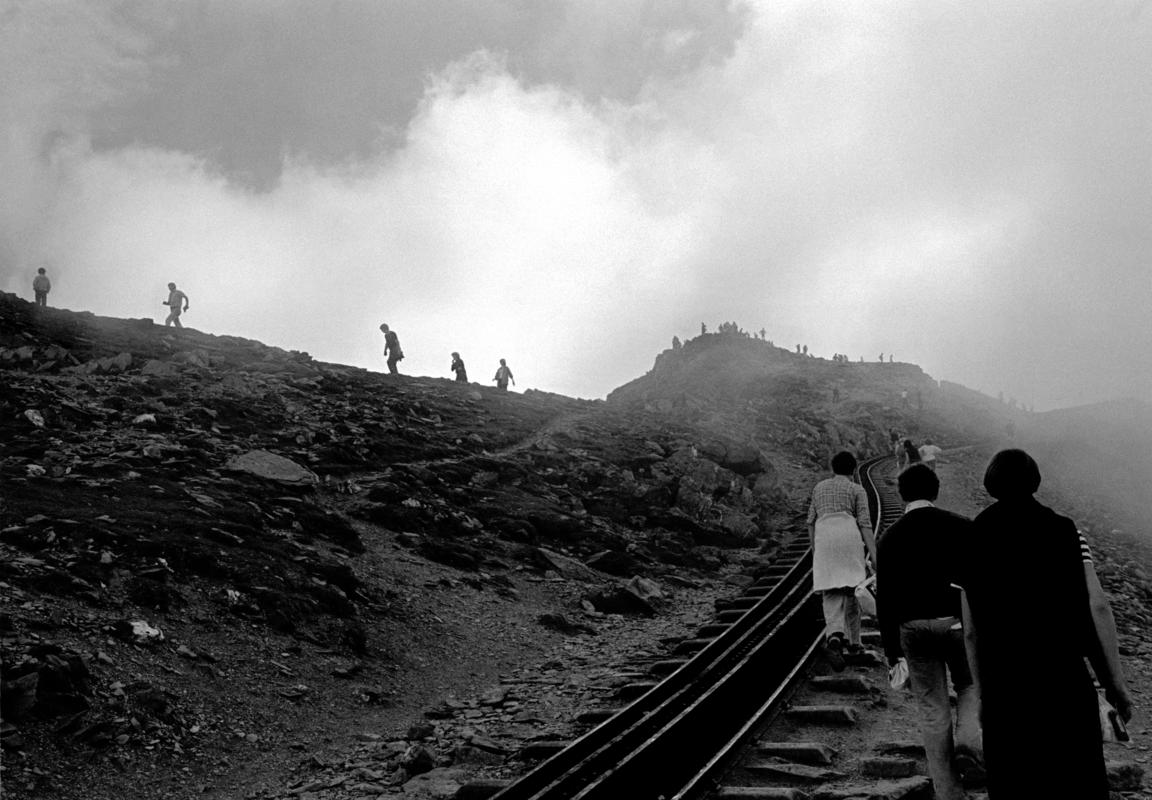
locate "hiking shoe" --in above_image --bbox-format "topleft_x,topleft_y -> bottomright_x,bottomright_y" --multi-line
955,746 -> 986,787
825,634 -> 846,671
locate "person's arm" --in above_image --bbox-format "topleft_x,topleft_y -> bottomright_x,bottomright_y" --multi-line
876,535 -> 901,665
854,487 -> 877,565
959,588 -> 983,717
860,525 -> 877,568
805,495 -> 817,549
1084,562 -> 1134,722
183,294 -> 189,311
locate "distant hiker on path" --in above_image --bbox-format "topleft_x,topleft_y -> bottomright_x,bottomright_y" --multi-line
806,451 -> 877,669
32,268 -> 51,307
918,439 -> 942,470
902,439 -> 921,470
450,352 -> 468,383
379,324 -> 403,374
493,359 -> 515,391
163,282 -> 189,328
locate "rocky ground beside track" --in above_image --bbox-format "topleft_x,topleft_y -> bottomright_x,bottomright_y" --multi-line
2,293 -> 1149,799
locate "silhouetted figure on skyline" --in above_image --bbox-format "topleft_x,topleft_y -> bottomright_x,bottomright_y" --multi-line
889,353 -> 894,363
879,353 -> 884,362
32,268 -> 51,307
493,359 -> 515,391
380,323 -> 403,374
450,352 -> 467,382
672,335 -> 681,350
163,282 -> 189,328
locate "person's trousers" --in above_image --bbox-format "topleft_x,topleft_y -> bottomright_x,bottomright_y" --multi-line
900,618 -> 982,800
165,310 -> 183,328
34,291 -> 47,307
821,588 -> 861,646
387,356 -> 400,374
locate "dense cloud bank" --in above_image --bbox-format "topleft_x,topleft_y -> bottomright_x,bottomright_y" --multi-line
2,1 -> 1150,406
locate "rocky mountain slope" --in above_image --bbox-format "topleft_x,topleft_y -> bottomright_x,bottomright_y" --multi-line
2,297 -> 1148,799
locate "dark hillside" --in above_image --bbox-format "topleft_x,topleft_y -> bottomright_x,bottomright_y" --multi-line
6,298 -> 1143,799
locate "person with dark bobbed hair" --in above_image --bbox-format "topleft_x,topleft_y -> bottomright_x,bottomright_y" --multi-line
877,464 -> 980,799
955,449 -> 1132,799
981,447 -> 1041,498
806,451 -> 877,667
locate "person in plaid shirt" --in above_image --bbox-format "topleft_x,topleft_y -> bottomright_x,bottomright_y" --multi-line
806,451 -> 877,666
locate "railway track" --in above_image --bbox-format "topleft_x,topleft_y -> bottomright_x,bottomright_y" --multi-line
479,456 -> 901,800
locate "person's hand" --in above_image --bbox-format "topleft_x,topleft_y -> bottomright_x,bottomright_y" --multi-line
1107,684 -> 1134,723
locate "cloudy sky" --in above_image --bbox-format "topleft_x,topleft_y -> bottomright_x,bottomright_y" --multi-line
2,0 -> 1150,408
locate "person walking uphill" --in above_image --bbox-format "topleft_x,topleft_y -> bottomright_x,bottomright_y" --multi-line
493,359 -> 514,391
450,352 -> 468,383
163,282 -> 189,328
32,268 -> 51,307
954,449 -> 1133,799
806,451 -> 877,667
876,465 -> 981,800
379,324 -> 403,374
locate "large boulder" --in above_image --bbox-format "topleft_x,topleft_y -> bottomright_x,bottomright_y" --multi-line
141,359 -> 179,377
583,584 -> 657,616
399,767 -> 471,799
225,450 -> 317,485
585,550 -> 640,576
717,509 -> 759,544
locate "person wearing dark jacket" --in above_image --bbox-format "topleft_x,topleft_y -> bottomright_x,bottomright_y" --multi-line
955,449 -> 1132,799
450,352 -> 468,382
379,323 -> 403,374
877,464 -> 981,800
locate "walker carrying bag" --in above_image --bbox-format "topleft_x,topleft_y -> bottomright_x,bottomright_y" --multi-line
1099,692 -> 1130,742
888,657 -> 909,690
855,575 -> 877,618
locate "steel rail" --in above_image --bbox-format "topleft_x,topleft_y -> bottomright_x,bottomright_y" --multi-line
488,455 -> 896,800
672,455 -> 893,800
